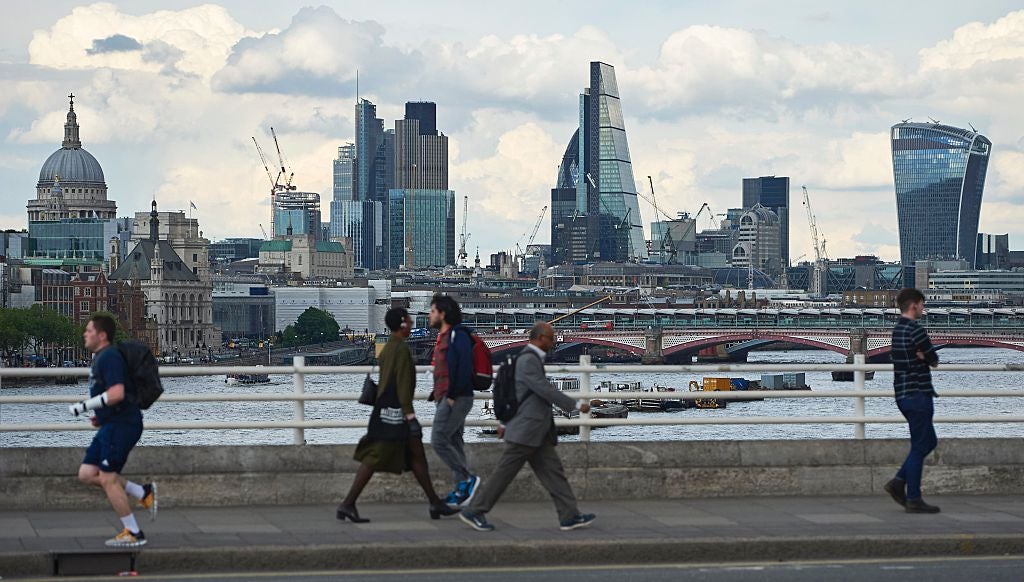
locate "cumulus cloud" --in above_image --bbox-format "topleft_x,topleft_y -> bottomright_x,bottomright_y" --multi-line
919,10 -> 1024,71
624,26 -> 907,118
28,3 -> 257,79
213,6 -> 416,96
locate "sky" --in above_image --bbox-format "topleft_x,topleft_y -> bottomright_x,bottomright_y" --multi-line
2,1 -> 1023,263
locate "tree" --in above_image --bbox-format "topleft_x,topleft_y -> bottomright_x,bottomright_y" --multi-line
0,308 -> 29,361
294,307 -> 340,345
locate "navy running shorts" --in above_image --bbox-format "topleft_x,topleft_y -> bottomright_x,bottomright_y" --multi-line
82,422 -> 143,473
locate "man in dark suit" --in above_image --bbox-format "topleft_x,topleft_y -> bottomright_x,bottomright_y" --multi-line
459,321 -> 596,532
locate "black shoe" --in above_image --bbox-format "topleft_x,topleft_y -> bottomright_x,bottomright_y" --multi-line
459,510 -> 495,532
336,504 -> 370,523
430,502 -> 459,520
905,498 -> 941,514
884,478 -> 907,507
559,513 -> 597,531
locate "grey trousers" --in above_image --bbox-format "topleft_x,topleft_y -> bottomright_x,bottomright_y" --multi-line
431,396 -> 474,484
469,440 -> 580,522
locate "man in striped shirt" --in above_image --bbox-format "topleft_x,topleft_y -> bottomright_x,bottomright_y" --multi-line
884,288 -> 940,514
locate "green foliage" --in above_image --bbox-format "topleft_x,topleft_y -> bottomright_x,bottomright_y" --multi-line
292,307 -> 340,345
0,305 -> 80,358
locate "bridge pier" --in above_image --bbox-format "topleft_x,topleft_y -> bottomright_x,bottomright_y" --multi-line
642,327 -> 664,365
847,330 -> 867,364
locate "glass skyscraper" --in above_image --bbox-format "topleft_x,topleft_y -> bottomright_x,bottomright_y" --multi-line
891,122 -> 991,268
550,62 -> 646,264
388,189 -> 455,268
273,191 -> 322,239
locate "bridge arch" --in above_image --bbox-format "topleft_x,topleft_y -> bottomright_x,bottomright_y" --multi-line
867,337 -> 1024,358
487,336 -> 645,357
663,332 -> 850,358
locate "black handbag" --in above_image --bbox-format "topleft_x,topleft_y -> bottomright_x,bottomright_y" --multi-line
358,373 -> 378,406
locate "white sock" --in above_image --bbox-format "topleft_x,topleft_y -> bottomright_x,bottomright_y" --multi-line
120,514 -> 140,534
124,481 -> 145,499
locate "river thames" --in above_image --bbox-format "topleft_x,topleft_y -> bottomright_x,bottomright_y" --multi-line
2,347 -> 1022,447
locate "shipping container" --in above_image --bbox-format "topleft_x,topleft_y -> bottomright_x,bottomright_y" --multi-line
703,377 -> 733,391
730,378 -> 750,391
761,374 -> 785,389
782,373 -> 806,387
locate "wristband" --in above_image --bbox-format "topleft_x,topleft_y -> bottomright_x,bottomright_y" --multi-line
69,393 -> 108,416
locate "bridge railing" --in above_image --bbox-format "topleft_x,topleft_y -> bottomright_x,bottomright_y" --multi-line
2,355 -> 1024,443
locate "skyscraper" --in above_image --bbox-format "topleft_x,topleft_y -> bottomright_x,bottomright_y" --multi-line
550,62 -> 646,264
332,143 -> 355,204
388,189 -> 456,268
354,100 -> 384,203
742,176 -> 789,266
395,102 -> 448,190
891,122 -> 991,268
273,192 -> 321,239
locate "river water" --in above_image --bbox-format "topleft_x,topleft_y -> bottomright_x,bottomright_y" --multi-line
2,348 -> 1022,448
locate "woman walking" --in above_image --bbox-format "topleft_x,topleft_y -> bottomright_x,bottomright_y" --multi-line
337,307 -> 458,523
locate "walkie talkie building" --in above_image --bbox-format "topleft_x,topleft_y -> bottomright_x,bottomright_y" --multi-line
891,122 -> 991,269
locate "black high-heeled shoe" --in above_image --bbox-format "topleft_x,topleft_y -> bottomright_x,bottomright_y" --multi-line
336,504 -> 370,523
429,502 -> 459,520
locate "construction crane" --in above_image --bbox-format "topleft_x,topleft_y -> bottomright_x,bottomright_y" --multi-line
694,202 -> 716,231
647,176 -> 676,264
269,127 -> 296,191
802,185 -> 829,297
457,195 -> 471,267
516,205 -> 548,274
258,223 -> 268,239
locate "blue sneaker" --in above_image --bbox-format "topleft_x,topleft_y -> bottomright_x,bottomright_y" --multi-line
459,510 -> 494,532
444,490 -> 460,506
457,475 -> 481,508
559,513 -> 596,531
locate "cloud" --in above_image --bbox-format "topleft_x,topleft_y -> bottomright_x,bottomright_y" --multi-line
85,34 -> 142,55
919,10 -> 1024,71
624,26 -> 907,118
212,6 -> 416,96
28,3 -> 257,79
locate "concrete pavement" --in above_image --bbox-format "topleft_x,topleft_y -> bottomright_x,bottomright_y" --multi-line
3,495 -> 1024,578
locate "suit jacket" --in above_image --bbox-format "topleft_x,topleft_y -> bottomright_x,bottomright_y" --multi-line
503,346 -> 578,448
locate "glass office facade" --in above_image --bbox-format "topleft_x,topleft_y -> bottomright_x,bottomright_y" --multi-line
742,176 -> 790,265
891,123 -> 991,268
388,189 -> 455,268
25,218 -> 117,263
273,192 -> 322,239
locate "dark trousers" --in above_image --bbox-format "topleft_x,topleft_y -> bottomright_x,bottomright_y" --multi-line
895,393 -> 937,500
469,440 -> 579,522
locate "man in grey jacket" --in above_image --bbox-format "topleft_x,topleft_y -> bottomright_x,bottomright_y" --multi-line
459,322 -> 596,532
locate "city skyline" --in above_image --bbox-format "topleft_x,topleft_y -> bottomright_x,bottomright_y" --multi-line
2,2 -> 1024,263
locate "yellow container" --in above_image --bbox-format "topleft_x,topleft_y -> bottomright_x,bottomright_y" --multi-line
703,377 -> 733,391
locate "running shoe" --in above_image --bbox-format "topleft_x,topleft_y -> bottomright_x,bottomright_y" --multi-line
139,482 -> 158,521
105,528 -> 147,547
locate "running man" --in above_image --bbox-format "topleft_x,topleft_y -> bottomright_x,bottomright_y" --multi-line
71,314 -> 157,547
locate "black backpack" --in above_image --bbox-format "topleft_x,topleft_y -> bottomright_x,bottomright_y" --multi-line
117,340 -> 164,410
491,352 -> 536,423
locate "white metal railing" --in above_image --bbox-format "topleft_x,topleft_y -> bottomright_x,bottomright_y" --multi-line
3,354 -> 1024,443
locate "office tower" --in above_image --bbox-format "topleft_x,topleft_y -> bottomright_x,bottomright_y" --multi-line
891,122 -> 991,268
388,189 -> 456,268
742,176 -> 790,266
331,143 -> 355,240
550,62 -> 646,264
273,192 -> 321,239
731,205 -> 782,277
354,100 -> 384,202
395,102 -> 447,190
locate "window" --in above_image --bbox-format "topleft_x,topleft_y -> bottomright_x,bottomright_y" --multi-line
80,301 -> 90,312
84,287 -> 92,297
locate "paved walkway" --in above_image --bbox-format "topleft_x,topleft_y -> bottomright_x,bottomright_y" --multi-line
3,495 -> 1024,577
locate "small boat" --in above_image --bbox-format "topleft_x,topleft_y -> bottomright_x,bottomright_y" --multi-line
832,371 -> 876,382
652,385 -> 685,411
225,372 -> 271,384
590,399 -> 629,419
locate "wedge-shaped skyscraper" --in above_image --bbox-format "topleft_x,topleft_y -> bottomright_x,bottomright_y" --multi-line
551,62 -> 646,264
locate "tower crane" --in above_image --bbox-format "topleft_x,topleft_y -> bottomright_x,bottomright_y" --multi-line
647,176 -> 676,264
694,202 -> 716,231
515,205 -> 548,270
802,185 -> 829,297
252,136 -> 280,238
457,195 -> 471,267
258,223 -> 268,239
270,127 -> 296,191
